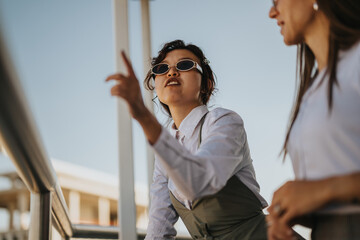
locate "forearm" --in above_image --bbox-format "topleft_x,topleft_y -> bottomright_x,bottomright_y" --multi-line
327,172 -> 360,204
134,106 -> 162,145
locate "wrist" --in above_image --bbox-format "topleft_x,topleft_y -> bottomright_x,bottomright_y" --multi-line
324,175 -> 352,203
135,107 -> 152,123
320,178 -> 335,204
130,101 -> 148,120
136,110 -> 162,145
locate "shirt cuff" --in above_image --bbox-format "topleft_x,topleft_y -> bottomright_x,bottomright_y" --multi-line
151,126 -> 183,169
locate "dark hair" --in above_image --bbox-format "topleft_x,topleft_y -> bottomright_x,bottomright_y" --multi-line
282,0 -> 360,157
144,40 -> 216,117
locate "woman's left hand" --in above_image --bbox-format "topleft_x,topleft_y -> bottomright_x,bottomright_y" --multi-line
268,173 -> 360,239
269,180 -> 329,223
267,180 -> 330,239
105,51 -> 147,120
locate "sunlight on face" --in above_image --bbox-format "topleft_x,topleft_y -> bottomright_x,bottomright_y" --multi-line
154,49 -> 203,109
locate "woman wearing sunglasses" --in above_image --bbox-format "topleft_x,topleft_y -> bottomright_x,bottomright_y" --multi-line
267,0 -> 360,239
106,40 -> 268,239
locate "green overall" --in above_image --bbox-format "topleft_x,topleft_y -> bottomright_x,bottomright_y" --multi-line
169,114 -> 267,240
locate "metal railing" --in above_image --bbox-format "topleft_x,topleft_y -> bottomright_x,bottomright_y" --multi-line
0,25 -> 123,240
0,23 -> 69,240
0,12 -> 191,240
0,18 -> 116,240
0,14 -> 75,239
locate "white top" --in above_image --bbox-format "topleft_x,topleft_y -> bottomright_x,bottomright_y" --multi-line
145,105 -> 267,239
288,41 -> 360,214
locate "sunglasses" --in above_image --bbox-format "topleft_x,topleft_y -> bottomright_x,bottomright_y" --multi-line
151,59 -> 203,76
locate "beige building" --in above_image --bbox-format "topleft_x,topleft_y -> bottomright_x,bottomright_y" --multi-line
0,158 -> 149,240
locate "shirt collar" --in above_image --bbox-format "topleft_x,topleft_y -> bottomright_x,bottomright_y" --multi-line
176,105 -> 209,139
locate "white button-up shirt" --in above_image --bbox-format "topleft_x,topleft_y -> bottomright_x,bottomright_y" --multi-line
288,41 -> 360,214
145,105 -> 267,239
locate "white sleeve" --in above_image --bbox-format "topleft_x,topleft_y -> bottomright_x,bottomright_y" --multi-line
145,157 -> 179,240
152,111 -> 250,201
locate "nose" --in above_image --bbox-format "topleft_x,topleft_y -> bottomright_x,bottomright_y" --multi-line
269,6 -> 278,19
167,66 -> 179,77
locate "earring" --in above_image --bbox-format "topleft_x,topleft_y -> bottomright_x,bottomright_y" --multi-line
313,2 -> 319,11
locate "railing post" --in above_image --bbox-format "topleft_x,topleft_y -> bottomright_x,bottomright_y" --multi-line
16,230 -> 26,240
5,232 -> 13,240
8,202 -> 15,230
140,0 -> 155,210
29,192 -> 52,240
112,0 -> 137,239
18,191 -> 28,230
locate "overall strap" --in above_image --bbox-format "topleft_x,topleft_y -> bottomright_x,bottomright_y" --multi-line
197,112 -> 208,149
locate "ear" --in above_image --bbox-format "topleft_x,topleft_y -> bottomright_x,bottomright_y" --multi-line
205,78 -> 213,92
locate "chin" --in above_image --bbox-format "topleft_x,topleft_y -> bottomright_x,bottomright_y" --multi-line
283,33 -> 303,46
283,37 -> 301,46
283,40 -> 295,46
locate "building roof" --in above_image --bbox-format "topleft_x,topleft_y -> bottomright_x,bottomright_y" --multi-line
0,155 -> 148,206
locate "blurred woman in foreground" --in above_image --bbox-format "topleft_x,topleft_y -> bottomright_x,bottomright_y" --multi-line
268,0 -> 360,239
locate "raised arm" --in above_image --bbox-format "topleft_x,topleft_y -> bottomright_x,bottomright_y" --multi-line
105,51 -> 161,145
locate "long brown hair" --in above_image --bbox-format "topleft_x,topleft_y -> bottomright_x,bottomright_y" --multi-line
282,0 -> 360,157
144,40 -> 216,118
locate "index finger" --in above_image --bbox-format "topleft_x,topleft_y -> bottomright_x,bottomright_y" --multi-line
105,73 -> 127,82
121,51 -> 136,77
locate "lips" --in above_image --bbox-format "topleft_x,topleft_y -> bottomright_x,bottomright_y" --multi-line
165,78 -> 181,87
277,21 -> 284,34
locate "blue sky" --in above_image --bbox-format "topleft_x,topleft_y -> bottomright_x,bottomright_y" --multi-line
0,0 -> 298,209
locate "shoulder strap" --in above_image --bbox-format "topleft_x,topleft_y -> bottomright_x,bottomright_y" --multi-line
197,112 -> 208,149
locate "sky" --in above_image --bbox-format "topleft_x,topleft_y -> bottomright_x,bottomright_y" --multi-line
0,0 -> 306,235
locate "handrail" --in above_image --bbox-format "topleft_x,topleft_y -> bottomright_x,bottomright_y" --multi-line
0,25 -> 128,240
0,32 -> 56,194
0,28 -> 73,237
72,225 -> 191,240
73,224 -> 119,239
0,19 -> 192,240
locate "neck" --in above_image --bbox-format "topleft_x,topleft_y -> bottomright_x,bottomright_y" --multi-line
170,103 -> 202,129
304,12 -> 330,71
